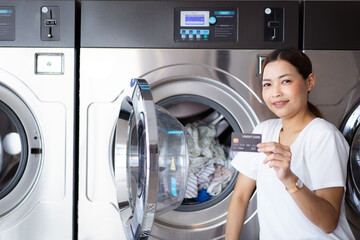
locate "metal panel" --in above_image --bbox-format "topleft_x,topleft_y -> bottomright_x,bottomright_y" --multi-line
0,0 -> 75,47
80,0 -> 299,49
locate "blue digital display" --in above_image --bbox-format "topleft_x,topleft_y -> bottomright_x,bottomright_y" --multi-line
181,11 -> 209,27
185,16 -> 205,25
0,10 -> 12,14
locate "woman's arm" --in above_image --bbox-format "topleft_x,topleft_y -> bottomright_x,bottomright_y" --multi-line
225,173 -> 256,240
258,142 -> 343,234
283,173 -> 343,234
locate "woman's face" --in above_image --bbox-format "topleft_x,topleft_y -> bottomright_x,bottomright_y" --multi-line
262,59 -> 315,119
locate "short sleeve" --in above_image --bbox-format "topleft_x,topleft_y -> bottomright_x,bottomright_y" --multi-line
231,151 -> 265,180
308,126 -> 349,190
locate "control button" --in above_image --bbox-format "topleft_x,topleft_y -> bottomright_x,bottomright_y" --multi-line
265,8 -> 272,15
189,34 -> 194,39
181,34 -> 186,40
209,16 -> 217,25
196,34 -> 201,39
203,35 -> 208,39
42,6 -> 49,13
200,29 -> 210,35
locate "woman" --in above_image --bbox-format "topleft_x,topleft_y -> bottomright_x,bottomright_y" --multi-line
225,48 -> 355,239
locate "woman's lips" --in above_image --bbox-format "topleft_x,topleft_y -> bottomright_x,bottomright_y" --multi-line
272,100 -> 289,108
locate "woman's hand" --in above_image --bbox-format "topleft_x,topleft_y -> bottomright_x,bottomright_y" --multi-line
257,142 -> 293,182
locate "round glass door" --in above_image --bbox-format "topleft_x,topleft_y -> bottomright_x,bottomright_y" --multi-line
113,79 -> 189,239
0,101 -> 27,199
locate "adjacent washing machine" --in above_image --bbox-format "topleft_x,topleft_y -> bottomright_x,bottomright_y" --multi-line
79,1 -> 298,239
302,1 -> 360,239
0,1 -> 75,239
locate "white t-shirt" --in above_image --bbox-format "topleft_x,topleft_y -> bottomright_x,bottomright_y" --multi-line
231,118 -> 355,240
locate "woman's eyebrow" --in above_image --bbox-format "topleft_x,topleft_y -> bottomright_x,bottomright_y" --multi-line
279,73 -> 291,78
262,73 -> 293,82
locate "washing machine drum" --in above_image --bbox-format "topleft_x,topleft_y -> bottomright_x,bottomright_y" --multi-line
346,125 -> 360,215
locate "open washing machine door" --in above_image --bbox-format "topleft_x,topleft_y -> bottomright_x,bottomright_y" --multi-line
113,79 -> 189,239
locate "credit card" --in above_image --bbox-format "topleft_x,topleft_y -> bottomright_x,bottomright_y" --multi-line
231,133 -> 262,152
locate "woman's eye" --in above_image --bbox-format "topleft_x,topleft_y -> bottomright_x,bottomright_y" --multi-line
263,83 -> 271,87
282,80 -> 291,84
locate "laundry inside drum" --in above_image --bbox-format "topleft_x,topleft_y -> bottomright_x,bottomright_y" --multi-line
158,95 -> 240,211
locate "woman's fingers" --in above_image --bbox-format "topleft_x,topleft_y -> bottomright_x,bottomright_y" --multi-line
263,152 -> 290,165
257,142 -> 291,155
264,153 -> 291,168
257,142 -> 293,180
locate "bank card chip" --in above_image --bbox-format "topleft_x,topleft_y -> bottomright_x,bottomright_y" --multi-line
231,133 -> 262,152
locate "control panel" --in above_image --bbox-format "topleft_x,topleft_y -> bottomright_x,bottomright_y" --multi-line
0,7 -> 15,41
0,2 -> 73,47
174,8 -> 237,42
81,1 -> 299,49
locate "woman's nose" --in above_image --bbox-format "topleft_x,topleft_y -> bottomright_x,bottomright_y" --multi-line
272,84 -> 282,98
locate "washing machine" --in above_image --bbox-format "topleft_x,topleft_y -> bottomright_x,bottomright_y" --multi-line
0,0 -> 75,239
302,1 -> 360,239
79,1 -> 299,239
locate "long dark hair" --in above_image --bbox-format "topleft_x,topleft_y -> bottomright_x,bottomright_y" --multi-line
261,48 -> 323,118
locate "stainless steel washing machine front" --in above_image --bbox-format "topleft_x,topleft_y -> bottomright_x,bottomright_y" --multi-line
79,1 -> 299,239
303,1 -> 360,239
0,1 -> 76,239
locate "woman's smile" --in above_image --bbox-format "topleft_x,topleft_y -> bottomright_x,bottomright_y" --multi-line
272,100 -> 289,108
